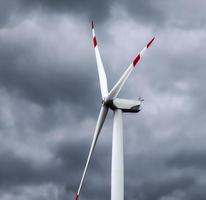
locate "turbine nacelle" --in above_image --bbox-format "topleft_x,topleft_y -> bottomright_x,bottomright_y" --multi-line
104,98 -> 142,113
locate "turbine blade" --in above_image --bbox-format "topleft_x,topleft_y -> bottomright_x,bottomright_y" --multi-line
76,105 -> 109,198
92,21 -> 108,99
106,37 -> 155,101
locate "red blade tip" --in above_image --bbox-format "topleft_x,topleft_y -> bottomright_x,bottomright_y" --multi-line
147,37 -> 155,48
133,54 -> 140,67
74,193 -> 79,200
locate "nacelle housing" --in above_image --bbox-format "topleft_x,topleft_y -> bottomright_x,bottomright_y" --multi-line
107,98 -> 142,113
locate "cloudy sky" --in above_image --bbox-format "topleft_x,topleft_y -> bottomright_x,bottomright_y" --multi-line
0,0 -> 206,200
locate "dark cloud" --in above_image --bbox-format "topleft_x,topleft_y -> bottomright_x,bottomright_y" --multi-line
0,0 -> 206,200
0,0 -> 205,33
20,0 -> 112,23
119,0 -> 164,26
167,148 -> 206,170
0,1 -> 19,27
0,41 -> 94,107
15,0 -> 206,29
0,22 -> 101,120
0,149 -> 59,187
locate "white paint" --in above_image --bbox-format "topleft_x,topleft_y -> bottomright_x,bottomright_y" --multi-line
95,46 -> 109,98
93,28 -> 109,98
77,106 -> 108,195
113,98 -> 141,110
140,46 -> 147,57
112,109 -> 124,200
92,29 -> 95,37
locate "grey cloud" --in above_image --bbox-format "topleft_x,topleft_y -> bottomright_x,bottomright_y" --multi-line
120,0 -> 206,29
0,149 -> 58,187
167,149 -> 206,170
0,1 -> 19,27
0,42 -> 94,107
0,23 -> 101,119
2,0 -> 205,30
19,0 -> 112,23
18,0 -> 206,29
0,0 -> 206,200
119,0 -> 164,26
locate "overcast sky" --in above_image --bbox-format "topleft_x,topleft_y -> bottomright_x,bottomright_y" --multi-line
0,0 -> 206,200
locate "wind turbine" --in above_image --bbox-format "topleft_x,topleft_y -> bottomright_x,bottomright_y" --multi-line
74,21 -> 155,200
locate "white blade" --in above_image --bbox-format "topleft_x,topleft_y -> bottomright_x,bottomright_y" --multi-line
92,21 -> 108,99
106,37 -> 155,101
76,105 -> 109,199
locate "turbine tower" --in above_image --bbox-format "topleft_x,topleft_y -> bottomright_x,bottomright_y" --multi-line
74,21 -> 155,200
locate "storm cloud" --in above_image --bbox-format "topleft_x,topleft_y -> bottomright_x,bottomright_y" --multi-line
0,0 -> 206,200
